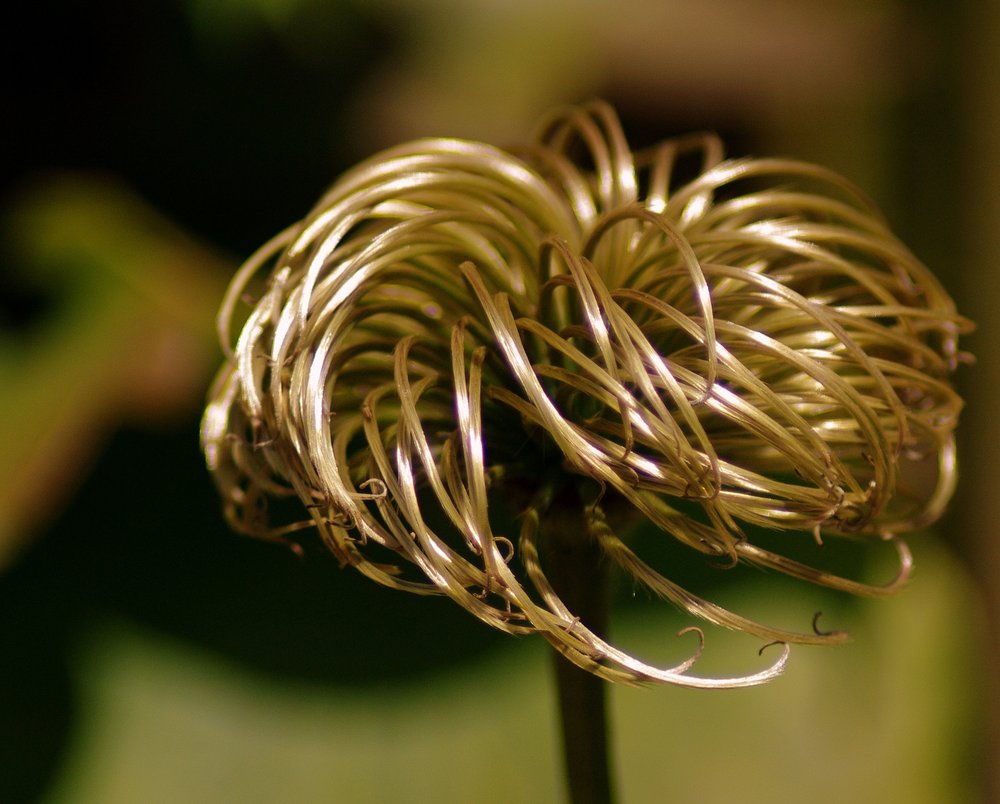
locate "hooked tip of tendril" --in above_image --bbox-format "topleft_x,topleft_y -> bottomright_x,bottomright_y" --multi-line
811,611 -> 847,639
758,640 -> 787,658
677,625 -> 706,652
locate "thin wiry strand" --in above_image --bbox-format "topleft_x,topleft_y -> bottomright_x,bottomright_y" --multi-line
202,100 -> 970,688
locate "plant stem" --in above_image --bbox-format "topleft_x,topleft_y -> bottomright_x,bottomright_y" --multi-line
544,499 -> 617,804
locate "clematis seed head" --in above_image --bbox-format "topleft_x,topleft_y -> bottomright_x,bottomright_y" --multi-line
202,101 -> 971,687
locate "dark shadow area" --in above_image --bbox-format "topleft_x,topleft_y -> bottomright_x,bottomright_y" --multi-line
0,417 -> 513,803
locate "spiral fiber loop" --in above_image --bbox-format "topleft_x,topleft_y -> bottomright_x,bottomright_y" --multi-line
202,101 -> 970,687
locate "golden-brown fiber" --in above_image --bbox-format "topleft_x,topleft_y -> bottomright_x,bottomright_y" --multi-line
202,101 -> 970,687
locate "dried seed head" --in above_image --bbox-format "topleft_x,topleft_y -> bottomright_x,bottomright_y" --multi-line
202,101 -> 971,687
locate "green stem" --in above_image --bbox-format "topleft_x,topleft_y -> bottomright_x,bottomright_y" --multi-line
543,496 -> 617,804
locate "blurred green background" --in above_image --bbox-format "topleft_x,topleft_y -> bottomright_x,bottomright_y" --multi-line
2,1 -> 997,802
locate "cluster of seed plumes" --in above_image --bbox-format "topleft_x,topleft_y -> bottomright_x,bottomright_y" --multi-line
202,101 -> 970,687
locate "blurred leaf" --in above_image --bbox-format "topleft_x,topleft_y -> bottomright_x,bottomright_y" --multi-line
43,536 -> 982,804
0,176 -> 230,566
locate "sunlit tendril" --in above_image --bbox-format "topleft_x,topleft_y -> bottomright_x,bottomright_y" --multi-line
202,101 -> 971,688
